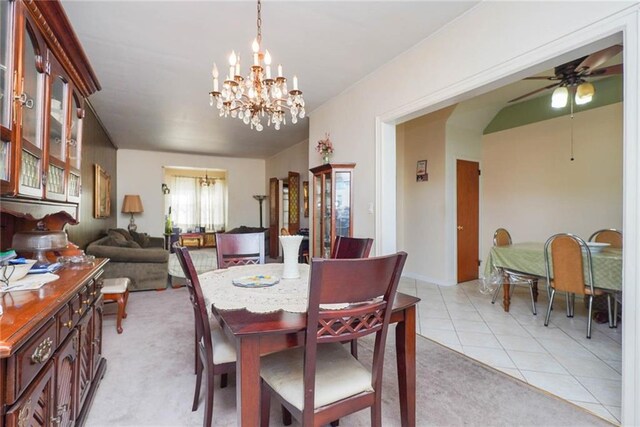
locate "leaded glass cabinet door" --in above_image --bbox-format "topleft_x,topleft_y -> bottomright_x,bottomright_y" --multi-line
17,13 -> 45,198
0,0 -> 15,191
45,58 -> 68,201
67,91 -> 83,203
310,163 -> 355,258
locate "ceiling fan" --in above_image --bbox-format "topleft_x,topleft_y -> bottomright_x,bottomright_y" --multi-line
508,45 -> 623,105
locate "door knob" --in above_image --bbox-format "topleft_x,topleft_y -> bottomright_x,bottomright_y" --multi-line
457,226 -> 463,231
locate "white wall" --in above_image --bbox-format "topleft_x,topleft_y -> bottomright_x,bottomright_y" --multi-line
117,149 -> 265,236
396,107 -> 453,282
265,139 -> 310,229
481,103 -> 623,262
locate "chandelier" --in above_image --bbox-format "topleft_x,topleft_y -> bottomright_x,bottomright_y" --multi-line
209,0 -> 305,131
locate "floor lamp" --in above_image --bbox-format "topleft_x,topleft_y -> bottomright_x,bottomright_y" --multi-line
253,195 -> 267,228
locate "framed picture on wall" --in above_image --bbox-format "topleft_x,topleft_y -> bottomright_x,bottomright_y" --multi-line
416,160 -> 428,182
94,164 -> 111,218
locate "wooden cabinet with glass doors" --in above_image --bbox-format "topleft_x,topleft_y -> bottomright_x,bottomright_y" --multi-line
310,163 -> 355,258
0,0 -> 99,202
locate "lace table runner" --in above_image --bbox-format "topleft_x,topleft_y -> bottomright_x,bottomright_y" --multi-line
199,264 -> 348,313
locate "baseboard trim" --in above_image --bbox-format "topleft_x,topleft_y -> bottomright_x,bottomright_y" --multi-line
402,272 -> 457,287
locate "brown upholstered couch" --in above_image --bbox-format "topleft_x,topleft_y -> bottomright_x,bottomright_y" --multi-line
86,229 -> 168,291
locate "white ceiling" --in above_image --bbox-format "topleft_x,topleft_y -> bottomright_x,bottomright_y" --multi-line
61,1 -> 478,159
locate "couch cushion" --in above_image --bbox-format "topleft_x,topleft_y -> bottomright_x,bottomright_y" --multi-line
101,236 -> 140,248
130,231 -> 150,248
109,228 -> 134,241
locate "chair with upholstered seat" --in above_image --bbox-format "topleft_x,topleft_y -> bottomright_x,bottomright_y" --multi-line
215,232 -> 266,268
330,236 -> 374,259
543,233 -> 613,339
490,228 -> 539,315
588,228 -> 622,249
259,252 -> 407,427
174,244 -> 237,427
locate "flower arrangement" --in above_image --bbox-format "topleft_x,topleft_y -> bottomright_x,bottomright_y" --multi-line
315,133 -> 334,156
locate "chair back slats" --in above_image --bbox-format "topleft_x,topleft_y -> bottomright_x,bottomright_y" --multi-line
330,236 -> 374,259
174,244 -> 215,364
215,232 -> 266,268
589,229 -> 622,248
316,301 -> 386,343
493,228 -> 512,247
303,252 -> 407,413
544,234 -> 594,295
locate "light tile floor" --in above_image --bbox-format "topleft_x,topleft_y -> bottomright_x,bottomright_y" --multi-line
397,277 -> 622,425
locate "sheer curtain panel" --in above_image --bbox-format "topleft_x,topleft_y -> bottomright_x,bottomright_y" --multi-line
171,176 -> 226,232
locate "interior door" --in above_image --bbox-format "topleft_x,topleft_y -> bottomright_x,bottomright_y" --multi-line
456,159 -> 480,283
269,177 -> 279,257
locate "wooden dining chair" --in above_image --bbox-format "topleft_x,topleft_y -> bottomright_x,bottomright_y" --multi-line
490,228 -> 539,315
589,228 -> 622,249
174,244 -> 237,427
215,232 -> 266,268
543,233 -> 613,339
259,252 -> 408,427
330,236 -> 374,259
330,235 -> 374,358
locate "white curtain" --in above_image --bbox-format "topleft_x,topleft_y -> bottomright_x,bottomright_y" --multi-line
170,176 -> 226,232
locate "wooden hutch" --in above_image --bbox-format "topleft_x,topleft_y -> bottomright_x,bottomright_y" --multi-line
1,1 -> 107,426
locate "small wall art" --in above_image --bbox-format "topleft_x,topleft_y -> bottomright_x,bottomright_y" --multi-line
416,160 -> 428,182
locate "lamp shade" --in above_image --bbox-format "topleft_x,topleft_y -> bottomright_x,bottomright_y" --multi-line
122,195 -> 144,214
575,82 -> 595,105
551,86 -> 569,109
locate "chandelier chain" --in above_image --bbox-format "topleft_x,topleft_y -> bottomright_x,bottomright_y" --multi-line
256,0 -> 262,44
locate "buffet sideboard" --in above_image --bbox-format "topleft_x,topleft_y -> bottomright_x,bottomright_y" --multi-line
0,259 -> 108,426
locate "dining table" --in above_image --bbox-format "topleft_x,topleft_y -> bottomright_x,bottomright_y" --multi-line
199,263 -> 420,427
484,242 -> 622,312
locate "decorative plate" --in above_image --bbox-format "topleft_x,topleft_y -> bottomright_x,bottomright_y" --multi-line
232,275 -> 280,288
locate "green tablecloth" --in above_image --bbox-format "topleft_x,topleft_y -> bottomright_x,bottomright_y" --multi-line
484,242 -> 622,292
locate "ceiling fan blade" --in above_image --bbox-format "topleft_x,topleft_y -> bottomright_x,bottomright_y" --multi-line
577,45 -> 623,72
508,83 -> 560,103
589,63 -> 623,77
524,76 -> 560,80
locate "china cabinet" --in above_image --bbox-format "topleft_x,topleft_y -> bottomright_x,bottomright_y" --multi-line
310,163 -> 355,258
0,0 -> 99,203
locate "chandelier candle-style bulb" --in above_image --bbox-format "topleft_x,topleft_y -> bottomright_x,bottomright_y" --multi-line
212,63 -> 219,92
278,64 -> 283,78
292,75 -> 298,91
265,50 -> 272,79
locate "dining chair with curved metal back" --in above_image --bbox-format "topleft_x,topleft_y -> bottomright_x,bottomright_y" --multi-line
588,228 -> 623,249
174,244 -> 237,427
589,228 -> 622,326
490,228 -> 539,315
259,252 -> 408,427
543,233 -> 613,339
215,232 -> 266,268
330,236 -> 374,259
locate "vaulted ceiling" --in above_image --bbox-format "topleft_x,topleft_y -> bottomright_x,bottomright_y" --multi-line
62,1 -> 478,159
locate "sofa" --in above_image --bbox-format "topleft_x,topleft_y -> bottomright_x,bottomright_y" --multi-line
86,228 -> 169,291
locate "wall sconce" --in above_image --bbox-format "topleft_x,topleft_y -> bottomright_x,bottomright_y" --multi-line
162,183 -> 170,194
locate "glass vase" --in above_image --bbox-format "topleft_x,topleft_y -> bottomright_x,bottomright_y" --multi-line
323,154 -> 331,164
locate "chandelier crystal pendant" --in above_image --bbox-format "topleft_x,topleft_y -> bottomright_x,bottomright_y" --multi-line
209,0 -> 305,131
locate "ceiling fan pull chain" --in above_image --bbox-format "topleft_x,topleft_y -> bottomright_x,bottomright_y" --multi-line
570,95 -> 575,161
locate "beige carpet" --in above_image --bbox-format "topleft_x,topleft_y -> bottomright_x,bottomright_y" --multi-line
86,287 -> 610,426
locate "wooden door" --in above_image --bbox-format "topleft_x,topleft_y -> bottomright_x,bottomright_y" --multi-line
287,171 -> 300,235
268,177 -> 279,257
456,160 -> 479,283
76,309 -> 93,410
6,360 -> 55,427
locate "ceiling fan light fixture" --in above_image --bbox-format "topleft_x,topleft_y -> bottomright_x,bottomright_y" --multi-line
575,82 -> 595,105
551,86 -> 569,109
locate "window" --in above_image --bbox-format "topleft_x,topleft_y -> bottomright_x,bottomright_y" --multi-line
170,175 -> 226,232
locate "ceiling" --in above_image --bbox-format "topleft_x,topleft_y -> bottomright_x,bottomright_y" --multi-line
62,1 -> 478,159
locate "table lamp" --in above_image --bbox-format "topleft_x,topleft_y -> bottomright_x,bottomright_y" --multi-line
122,195 -> 144,232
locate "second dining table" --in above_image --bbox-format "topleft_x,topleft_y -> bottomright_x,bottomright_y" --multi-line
199,263 -> 420,427
485,242 -> 622,312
